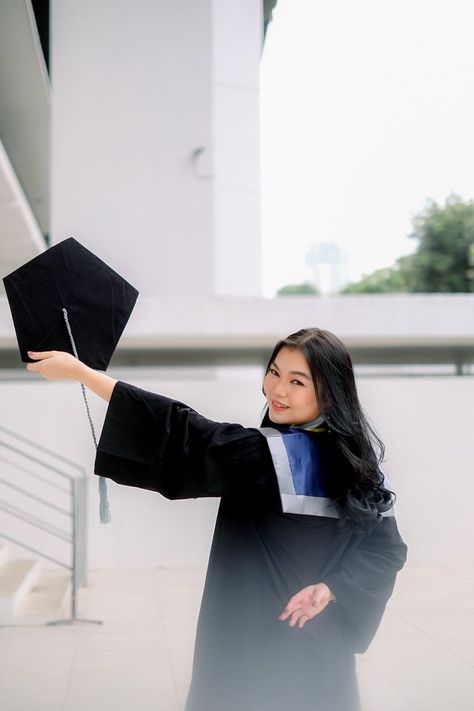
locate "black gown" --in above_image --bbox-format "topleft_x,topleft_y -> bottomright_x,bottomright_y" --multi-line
94,381 -> 407,711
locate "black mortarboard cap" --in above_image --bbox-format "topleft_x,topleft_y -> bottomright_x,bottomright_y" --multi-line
3,237 -> 139,370
2,237 -> 139,525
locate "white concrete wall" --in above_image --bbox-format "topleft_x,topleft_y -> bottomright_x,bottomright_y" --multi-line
51,0 -> 214,298
358,376 -> 473,568
1,369 -> 472,571
50,0 -> 263,300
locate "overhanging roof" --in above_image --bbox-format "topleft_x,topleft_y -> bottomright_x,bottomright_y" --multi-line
0,141 -> 46,285
0,0 -> 50,275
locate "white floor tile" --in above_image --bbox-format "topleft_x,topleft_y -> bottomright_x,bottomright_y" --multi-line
0,635 -> 76,671
392,676 -> 474,710
0,670 -> 70,710
2,563 -> 474,711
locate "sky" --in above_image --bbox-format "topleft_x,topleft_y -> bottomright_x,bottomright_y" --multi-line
259,0 -> 474,296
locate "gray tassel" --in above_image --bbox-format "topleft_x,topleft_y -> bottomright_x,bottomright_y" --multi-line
99,475 -> 112,524
63,307 -> 111,524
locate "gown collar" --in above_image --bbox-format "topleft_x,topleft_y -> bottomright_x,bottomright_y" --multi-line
292,413 -> 327,431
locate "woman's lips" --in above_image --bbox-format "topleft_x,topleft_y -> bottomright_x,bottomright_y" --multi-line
271,399 -> 289,411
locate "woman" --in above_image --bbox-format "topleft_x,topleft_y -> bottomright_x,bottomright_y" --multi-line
27,328 -> 407,711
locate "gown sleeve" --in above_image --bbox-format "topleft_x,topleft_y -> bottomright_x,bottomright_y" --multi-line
94,380 -> 278,501
321,516 -> 408,653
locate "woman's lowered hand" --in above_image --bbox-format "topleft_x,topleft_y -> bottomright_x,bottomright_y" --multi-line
279,582 -> 335,629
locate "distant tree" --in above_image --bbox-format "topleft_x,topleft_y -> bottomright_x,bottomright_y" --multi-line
276,281 -> 319,296
405,194 -> 474,292
341,194 -> 474,294
342,263 -> 410,294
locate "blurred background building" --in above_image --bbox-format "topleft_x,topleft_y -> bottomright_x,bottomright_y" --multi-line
0,0 -> 473,622
305,241 -> 349,295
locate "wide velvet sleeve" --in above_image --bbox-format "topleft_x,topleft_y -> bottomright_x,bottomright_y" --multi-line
94,380 -> 277,501
322,516 -> 407,653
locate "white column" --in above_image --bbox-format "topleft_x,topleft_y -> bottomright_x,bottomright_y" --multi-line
211,0 -> 263,296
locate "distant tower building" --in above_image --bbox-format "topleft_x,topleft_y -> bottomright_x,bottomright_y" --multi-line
305,242 -> 348,295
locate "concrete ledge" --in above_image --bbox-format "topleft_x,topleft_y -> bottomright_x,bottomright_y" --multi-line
1,294 -> 474,349
1,294 -> 473,370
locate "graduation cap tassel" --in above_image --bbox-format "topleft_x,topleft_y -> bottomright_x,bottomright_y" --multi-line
98,474 -> 112,524
62,308 -> 112,524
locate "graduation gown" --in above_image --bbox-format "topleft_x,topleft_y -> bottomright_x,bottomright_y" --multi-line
95,381 -> 407,711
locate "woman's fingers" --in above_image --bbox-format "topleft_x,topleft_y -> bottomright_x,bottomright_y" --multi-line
279,583 -> 332,628
28,351 -> 55,360
279,591 -> 305,621
289,609 -> 305,627
297,614 -> 310,629
26,351 -> 55,376
279,599 -> 314,627
287,607 -> 316,628
25,351 -> 79,381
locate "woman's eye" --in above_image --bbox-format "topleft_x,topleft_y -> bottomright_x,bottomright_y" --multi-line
269,368 -> 279,376
292,380 -> 303,386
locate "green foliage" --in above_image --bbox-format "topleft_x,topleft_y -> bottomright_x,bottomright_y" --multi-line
276,281 -> 319,296
341,194 -> 474,294
407,194 -> 474,292
342,264 -> 410,294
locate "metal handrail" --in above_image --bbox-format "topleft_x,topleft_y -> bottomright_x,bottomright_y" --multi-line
0,439 -> 81,481
0,453 -> 70,493
0,475 -> 71,516
0,426 -> 88,622
0,424 -> 85,475
0,502 -> 72,542
0,532 -> 72,571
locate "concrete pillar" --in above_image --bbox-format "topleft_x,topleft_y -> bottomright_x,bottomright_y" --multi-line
212,0 -> 263,296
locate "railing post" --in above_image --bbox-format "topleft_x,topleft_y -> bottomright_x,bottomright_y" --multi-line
77,475 -> 88,588
71,477 -> 77,619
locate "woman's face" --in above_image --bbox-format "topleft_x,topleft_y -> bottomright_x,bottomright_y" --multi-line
263,346 -> 320,425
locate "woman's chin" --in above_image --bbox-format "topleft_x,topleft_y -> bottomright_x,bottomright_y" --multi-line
268,410 -> 291,423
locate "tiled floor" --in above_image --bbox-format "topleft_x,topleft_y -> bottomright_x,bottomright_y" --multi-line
1,563 -> 473,710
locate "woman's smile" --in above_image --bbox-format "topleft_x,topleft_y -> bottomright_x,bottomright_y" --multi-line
270,399 -> 289,411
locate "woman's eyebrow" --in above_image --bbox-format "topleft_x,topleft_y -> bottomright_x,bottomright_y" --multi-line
272,361 -> 311,380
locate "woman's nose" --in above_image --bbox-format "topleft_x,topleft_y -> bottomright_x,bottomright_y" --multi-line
273,381 -> 288,398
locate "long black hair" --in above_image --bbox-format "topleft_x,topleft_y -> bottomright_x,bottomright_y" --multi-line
261,328 -> 394,528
